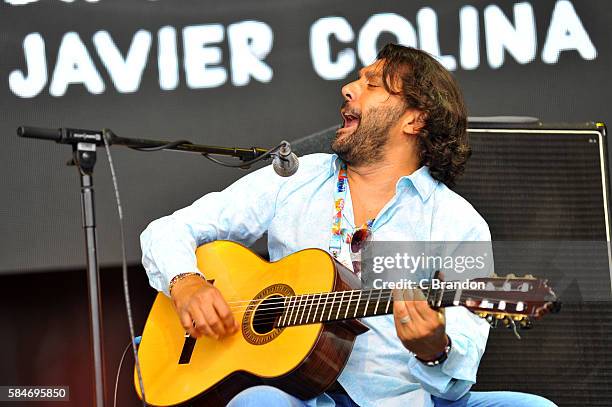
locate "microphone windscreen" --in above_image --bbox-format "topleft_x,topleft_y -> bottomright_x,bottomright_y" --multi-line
291,125 -> 339,156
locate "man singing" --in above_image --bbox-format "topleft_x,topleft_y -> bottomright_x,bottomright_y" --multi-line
141,44 -> 556,407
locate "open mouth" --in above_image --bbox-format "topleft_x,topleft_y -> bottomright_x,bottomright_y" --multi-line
341,111 -> 360,129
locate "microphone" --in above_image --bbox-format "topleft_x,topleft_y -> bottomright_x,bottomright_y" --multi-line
290,124 -> 339,156
272,141 -> 299,177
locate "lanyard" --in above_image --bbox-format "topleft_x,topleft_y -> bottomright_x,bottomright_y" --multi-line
329,161 -> 374,258
329,162 -> 349,258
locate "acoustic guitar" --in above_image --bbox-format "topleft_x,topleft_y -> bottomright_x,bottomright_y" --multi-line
134,240 -> 560,406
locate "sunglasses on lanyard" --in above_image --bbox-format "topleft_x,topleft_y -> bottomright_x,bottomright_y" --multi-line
349,219 -> 374,275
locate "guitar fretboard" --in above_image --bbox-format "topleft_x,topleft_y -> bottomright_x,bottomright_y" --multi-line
274,287 -> 462,328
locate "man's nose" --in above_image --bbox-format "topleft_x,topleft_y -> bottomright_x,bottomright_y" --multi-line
341,80 -> 359,102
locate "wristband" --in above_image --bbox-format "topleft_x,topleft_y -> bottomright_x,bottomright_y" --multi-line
168,272 -> 206,295
415,335 -> 452,367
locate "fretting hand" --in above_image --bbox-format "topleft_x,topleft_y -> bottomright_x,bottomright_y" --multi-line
392,288 -> 449,361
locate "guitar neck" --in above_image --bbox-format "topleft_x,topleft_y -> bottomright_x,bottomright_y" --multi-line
273,274 -> 560,328
275,287 -> 461,328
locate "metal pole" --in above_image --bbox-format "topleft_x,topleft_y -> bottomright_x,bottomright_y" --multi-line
77,145 -> 106,407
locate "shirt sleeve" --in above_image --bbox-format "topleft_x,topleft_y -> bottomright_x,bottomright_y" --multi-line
140,163 -> 286,296
409,221 -> 493,401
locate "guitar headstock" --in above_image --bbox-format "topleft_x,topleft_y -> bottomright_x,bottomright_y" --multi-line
460,274 -> 561,335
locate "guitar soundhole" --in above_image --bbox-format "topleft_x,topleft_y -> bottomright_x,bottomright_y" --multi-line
252,295 -> 284,335
242,283 -> 294,345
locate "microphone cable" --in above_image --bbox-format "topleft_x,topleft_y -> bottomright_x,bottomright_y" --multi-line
102,130 -> 147,407
113,336 -> 141,407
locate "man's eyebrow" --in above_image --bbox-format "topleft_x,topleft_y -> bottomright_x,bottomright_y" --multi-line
364,70 -> 381,81
357,69 -> 380,79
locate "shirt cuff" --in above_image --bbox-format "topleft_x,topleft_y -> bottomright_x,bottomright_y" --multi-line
408,332 -> 478,399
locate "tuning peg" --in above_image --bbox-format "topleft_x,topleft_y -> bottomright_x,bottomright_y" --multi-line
524,274 -> 535,279
506,273 -> 516,279
486,315 -> 498,328
509,319 -> 522,339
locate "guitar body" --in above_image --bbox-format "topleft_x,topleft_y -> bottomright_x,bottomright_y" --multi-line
135,241 -> 368,406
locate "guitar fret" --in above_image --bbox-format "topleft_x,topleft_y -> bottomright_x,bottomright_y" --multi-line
373,289 -> 382,315
335,291 -> 345,320
319,293 -> 329,322
285,296 -> 296,327
294,294 -> 304,325
354,291 -> 362,318
305,294 -> 314,323
292,295 -> 301,325
279,297 -> 288,327
384,291 -> 392,314
300,294 -> 309,325
453,288 -> 462,306
344,291 -> 354,319
314,293 -> 323,323
363,289 -> 373,317
437,287 -> 445,308
328,291 -> 338,320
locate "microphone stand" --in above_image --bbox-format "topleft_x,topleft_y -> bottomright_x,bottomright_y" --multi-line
17,126 -> 282,407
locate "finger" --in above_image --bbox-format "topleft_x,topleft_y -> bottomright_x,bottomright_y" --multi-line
409,289 -> 442,324
393,297 -> 414,340
180,310 -> 198,338
410,287 -> 427,302
404,301 -> 425,332
438,308 -> 446,325
212,294 -> 237,333
191,306 -> 217,339
203,302 -> 227,337
402,292 -> 427,326
412,298 -> 439,323
393,292 -> 410,322
392,290 -> 412,322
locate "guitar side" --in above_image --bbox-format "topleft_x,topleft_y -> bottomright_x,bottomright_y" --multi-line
135,241 -> 368,406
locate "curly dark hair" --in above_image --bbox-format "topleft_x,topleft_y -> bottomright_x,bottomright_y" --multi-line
376,43 -> 471,187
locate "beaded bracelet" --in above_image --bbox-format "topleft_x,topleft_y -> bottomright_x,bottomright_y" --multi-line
168,272 -> 206,295
415,335 -> 452,367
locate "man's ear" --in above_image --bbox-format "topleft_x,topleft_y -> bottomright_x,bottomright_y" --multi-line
401,110 -> 425,135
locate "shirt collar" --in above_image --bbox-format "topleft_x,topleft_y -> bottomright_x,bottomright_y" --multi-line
399,166 -> 438,202
329,154 -> 438,202
329,153 -> 341,176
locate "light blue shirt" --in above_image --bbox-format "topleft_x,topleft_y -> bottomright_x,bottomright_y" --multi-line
140,153 -> 492,407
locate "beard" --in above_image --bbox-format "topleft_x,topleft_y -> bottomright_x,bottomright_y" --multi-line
331,103 -> 405,166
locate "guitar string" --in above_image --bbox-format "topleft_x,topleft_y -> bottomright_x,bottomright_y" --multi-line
227,295 -> 533,328
220,286 -> 523,306
224,292 -> 532,312
225,296 -> 532,318
248,302 -> 532,329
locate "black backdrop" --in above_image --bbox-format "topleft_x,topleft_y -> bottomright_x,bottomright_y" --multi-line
2,1 -> 612,406
1,0 -> 610,272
